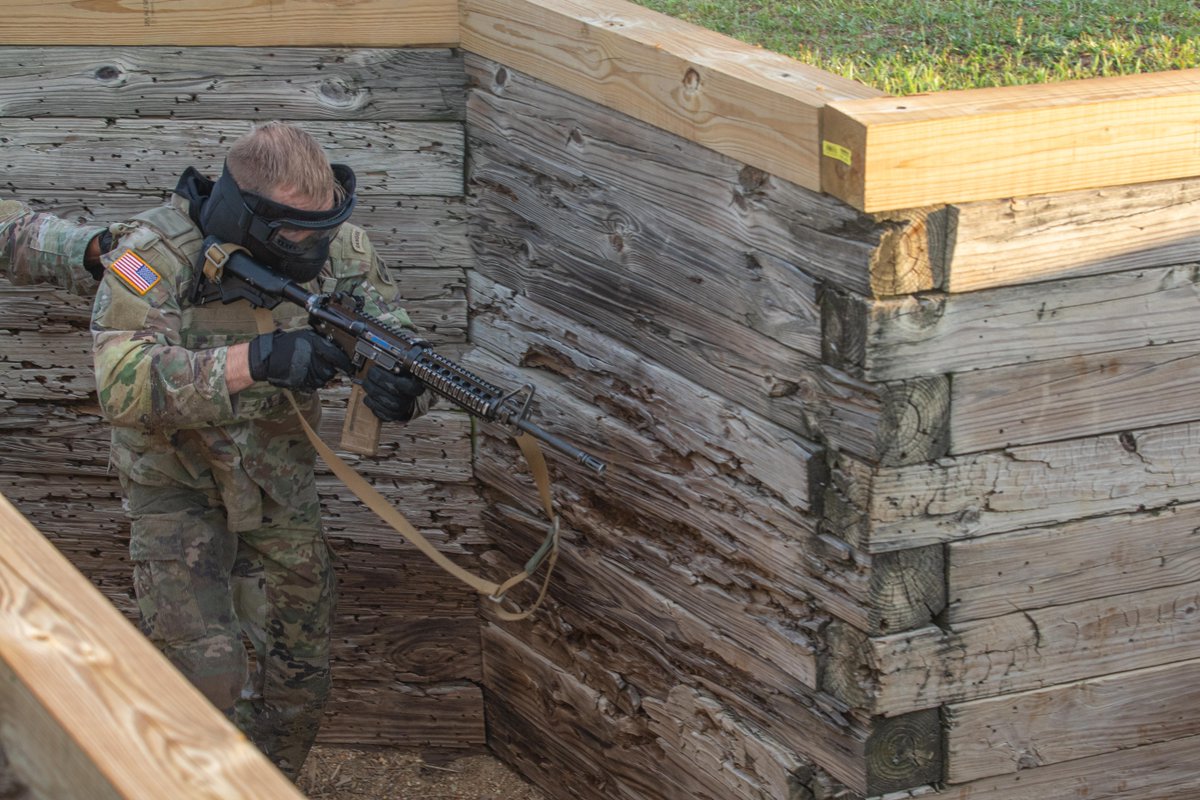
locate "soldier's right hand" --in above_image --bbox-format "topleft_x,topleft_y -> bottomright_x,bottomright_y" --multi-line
247,329 -> 353,392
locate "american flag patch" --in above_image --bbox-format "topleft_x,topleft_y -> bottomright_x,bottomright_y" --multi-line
109,249 -> 161,295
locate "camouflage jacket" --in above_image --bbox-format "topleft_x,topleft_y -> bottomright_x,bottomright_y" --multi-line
92,194 -> 421,532
0,199 -> 105,295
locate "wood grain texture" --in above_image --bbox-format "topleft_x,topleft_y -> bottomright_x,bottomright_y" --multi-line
0,494 -> 303,799
0,118 -> 464,197
945,658 -> 1200,783
949,338 -> 1200,454
0,46 -> 464,121
0,0 -> 459,47
859,420 -> 1200,551
467,57 -> 893,461
462,0 -> 880,193
947,503 -> 1200,623
846,261 -> 1200,382
861,580 -> 1200,716
466,274 -> 934,635
822,69 -> 1200,211
936,733 -> 1200,800
943,176 -> 1200,293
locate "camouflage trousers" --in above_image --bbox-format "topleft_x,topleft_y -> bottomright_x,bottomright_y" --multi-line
123,478 -> 336,780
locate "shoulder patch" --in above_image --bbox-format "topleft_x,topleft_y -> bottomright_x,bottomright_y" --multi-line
351,227 -> 368,254
108,249 -> 162,296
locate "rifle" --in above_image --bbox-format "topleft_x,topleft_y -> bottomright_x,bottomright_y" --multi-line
196,237 -> 607,475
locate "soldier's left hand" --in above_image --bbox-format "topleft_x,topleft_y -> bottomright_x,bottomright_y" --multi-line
361,364 -> 425,422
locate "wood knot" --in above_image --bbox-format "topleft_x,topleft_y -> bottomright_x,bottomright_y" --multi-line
94,65 -> 125,85
317,80 -> 362,109
682,68 -> 701,92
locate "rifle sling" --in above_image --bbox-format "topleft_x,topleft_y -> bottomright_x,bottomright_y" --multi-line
251,307 -> 559,622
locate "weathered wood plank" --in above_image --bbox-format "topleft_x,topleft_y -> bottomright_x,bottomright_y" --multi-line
462,0 -> 880,195
0,397 -> 470,480
0,118 -> 463,196
936,733 -> 1200,800
466,276 -> 941,633
944,176 -> 1200,293
318,682 -> 485,753
0,0 -> 459,47
482,622 -> 862,799
821,69 -> 1200,212
852,420 -> 1200,551
847,580 -> 1200,716
945,658 -> 1200,783
0,46 -> 465,121
947,504 -> 1200,623
0,494 -> 303,799
467,53 -> 890,297
478,501 -> 878,789
840,261 -> 1200,382
950,339 -> 1200,453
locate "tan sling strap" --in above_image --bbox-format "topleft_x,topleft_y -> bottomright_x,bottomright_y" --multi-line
250,306 -> 559,621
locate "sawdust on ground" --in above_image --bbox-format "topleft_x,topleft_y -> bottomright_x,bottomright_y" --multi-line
298,745 -> 548,800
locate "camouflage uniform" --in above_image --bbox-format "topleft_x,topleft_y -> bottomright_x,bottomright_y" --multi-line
0,199 -> 105,294
91,193 -> 418,779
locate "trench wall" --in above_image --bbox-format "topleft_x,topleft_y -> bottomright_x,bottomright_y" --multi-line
0,44 -> 486,756
3,2 -> 1200,799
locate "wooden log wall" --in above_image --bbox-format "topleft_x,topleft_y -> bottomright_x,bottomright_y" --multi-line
0,45 -> 485,757
464,53 -> 949,798
464,48 -> 1200,800
817,171 -> 1200,799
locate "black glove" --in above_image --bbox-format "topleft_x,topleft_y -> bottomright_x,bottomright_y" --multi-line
247,329 -> 352,392
84,229 -> 114,280
361,364 -> 425,422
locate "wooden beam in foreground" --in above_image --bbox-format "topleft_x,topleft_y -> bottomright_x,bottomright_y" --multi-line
821,69 -> 1200,212
461,0 -> 883,193
0,0 -> 459,47
0,495 -> 302,800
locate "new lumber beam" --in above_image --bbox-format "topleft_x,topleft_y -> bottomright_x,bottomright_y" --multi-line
0,494 -> 302,800
460,0 -> 883,193
0,0 -> 459,47
821,69 -> 1200,212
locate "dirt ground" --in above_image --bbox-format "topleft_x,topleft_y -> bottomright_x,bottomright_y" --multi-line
298,745 -> 548,800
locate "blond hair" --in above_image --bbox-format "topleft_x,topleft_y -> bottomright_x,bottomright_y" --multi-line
225,122 -> 337,206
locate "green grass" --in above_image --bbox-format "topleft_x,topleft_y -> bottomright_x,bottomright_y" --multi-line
627,0 -> 1200,94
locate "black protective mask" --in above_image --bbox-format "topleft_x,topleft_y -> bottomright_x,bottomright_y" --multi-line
198,162 -> 357,283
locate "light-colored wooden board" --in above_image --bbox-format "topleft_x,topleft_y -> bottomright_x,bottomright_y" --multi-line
860,419 -> 1200,551
937,733 -> 1200,800
0,494 -> 302,799
0,0 -> 458,47
848,261 -> 1200,382
854,580 -> 1200,716
462,0 -> 881,194
947,503 -> 1200,622
822,69 -> 1200,212
945,658 -> 1200,783
943,176 -> 1200,293
950,338 -> 1200,454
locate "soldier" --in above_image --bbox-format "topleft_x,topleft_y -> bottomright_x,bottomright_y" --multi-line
91,122 -> 427,779
0,199 -> 112,294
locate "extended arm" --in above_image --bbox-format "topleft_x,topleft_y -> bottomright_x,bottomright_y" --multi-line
0,199 -> 107,295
